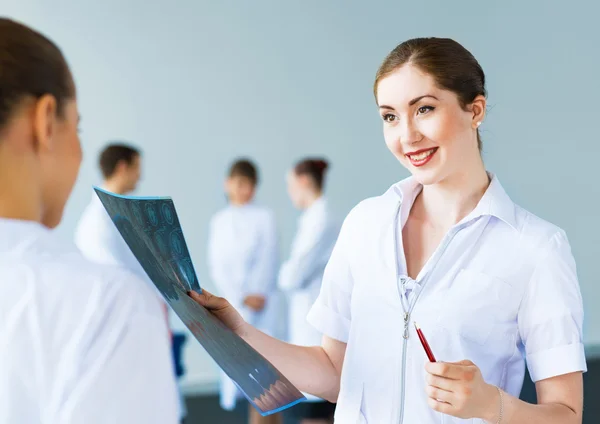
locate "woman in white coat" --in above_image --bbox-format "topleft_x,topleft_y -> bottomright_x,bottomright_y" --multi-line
194,38 -> 585,424
279,158 -> 339,423
0,18 -> 178,424
207,159 -> 282,424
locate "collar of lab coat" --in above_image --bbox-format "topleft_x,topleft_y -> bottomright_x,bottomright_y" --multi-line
0,218 -> 50,252
299,196 -> 326,225
390,172 -> 518,231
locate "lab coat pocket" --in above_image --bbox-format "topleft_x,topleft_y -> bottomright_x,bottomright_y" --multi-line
438,268 -> 517,346
335,383 -> 367,423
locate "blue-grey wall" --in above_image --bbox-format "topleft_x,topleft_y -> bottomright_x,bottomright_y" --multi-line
4,0 -> 598,391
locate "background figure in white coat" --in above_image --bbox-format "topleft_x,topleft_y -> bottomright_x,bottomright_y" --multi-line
75,143 -> 144,274
74,143 -> 186,422
279,158 -> 339,424
207,159 -> 282,424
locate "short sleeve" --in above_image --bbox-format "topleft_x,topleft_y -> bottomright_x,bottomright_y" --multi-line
306,209 -> 357,343
518,230 -> 587,382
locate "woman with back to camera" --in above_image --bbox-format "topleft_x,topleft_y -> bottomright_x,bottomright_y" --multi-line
192,38 -> 586,423
0,18 -> 178,423
278,158 -> 340,424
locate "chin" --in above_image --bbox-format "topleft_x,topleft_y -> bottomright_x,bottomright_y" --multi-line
407,166 -> 448,187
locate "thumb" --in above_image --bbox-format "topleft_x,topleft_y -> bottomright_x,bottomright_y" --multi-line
188,289 -> 228,310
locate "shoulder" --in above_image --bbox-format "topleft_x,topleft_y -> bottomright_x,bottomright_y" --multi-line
512,203 -> 570,258
248,204 -> 276,224
0,226 -> 165,366
341,183 -> 400,230
209,207 -> 229,227
7,231 -> 161,320
75,197 -> 113,234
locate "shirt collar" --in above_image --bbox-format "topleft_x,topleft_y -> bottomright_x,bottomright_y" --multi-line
300,196 -> 326,224
0,218 -> 50,252
392,172 -> 517,231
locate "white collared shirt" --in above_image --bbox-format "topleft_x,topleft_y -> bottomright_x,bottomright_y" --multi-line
307,174 -> 586,423
0,219 -> 179,424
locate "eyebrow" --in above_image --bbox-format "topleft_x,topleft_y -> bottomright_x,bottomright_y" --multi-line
378,94 -> 439,110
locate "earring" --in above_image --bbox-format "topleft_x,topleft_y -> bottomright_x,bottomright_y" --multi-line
476,121 -> 482,127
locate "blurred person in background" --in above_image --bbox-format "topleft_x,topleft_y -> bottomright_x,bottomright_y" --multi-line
75,143 -> 143,272
278,158 -> 340,424
74,143 -> 187,423
207,158 -> 282,424
0,18 -> 178,423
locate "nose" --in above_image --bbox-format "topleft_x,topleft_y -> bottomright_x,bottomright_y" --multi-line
399,117 -> 422,147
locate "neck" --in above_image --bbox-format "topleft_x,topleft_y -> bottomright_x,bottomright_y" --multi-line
103,178 -> 127,195
416,162 -> 489,228
303,191 -> 322,209
0,147 -> 43,223
229,198 -> 251,207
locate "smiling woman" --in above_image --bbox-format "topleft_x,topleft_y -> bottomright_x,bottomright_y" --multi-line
190,37 -> 586,424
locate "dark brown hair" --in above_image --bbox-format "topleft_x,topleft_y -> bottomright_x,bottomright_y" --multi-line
228,158 -> 258,186
374,37 -> 486,150
0,18 -> 74,133
294,158 -> 329,191
99,143 -> 141,179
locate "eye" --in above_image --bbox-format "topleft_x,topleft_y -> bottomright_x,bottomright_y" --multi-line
417,105 -> 435,115
382,113 -> 398,123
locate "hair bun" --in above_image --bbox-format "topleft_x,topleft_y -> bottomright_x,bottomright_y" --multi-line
313,159 -> 329,172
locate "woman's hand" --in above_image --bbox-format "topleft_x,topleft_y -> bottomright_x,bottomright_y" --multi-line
188,290 -> 247,335
425,360 -> 500,421
243,294 -> 266,312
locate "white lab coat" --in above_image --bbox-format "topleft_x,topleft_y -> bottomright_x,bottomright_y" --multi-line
74,192 -> 186,419
0,218 -> 179,424
307,174 -> 586,423
207,203 -> 282,410
278,197 -> 339,347
75,193 -> 151,285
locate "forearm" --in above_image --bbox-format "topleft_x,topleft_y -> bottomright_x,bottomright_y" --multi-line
238,322 -> 340,401
483,388 -> 580,424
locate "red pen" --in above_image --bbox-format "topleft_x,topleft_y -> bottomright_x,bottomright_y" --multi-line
414,322 -> 436,362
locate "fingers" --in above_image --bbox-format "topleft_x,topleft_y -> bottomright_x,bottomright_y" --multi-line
425,384 -> 453,403
425,361 -> 475,381
426,373 -> 454,392
188,290 -> 228,310
427,397 -> 453,415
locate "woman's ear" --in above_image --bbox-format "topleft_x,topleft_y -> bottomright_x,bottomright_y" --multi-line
32,94 -> 58,152
470,95 -> 486,129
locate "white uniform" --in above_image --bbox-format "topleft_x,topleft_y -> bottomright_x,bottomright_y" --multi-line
74,192 -> 185,419
307,174 -> 587,423
0,218 -> 179,424
278,197 -> 339,347
75,193 -> 149,283
207,203 -> 281,410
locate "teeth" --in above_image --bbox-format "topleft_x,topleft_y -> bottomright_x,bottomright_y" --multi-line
409,149 -> 435,161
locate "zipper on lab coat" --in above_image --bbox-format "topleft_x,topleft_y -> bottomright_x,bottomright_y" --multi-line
392,201 -> 463,424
